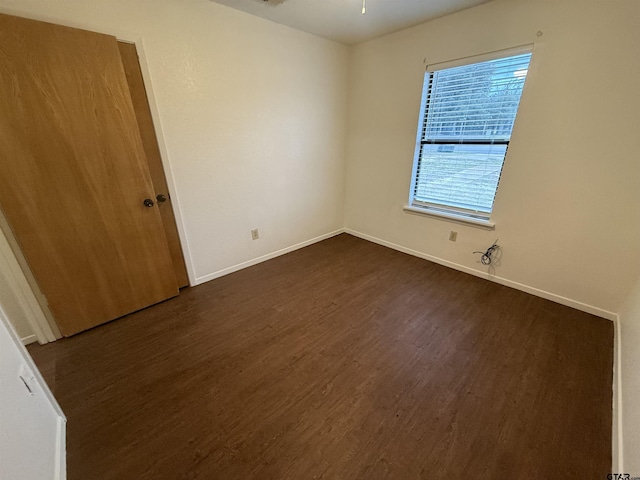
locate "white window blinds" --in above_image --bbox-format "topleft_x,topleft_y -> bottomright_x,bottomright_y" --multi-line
411,49 -> 532,219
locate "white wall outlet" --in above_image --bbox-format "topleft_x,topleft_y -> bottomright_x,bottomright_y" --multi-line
449,231 -> 458,242
251,228 -> 259,240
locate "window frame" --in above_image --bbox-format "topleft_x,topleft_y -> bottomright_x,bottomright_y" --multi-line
406,45 -> 533,229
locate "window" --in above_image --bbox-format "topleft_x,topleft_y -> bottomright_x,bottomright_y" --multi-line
408,47 -> 532,225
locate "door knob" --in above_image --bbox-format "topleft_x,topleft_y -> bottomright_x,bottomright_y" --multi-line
143,198 -> 154,207
156,194 -> 167,203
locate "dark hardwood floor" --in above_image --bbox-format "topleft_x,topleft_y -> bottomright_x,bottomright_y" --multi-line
28,234 -> 614,479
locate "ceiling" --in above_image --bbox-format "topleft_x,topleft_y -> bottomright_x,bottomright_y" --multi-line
210,0 -> 492,45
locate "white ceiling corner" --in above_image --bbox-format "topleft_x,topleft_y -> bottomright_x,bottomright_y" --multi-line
209,0 -> 492,45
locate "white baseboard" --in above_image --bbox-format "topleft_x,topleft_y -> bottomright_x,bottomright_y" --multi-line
613,314 -> 624,473
194,229 -> 346,286
21,334 -> 37,346
345,228 -> 617,321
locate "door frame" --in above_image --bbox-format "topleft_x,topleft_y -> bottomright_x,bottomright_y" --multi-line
0,219 -> 59,344
0,11 -> 195,343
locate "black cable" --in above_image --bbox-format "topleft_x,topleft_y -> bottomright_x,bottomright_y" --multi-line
474,239 -> 499,265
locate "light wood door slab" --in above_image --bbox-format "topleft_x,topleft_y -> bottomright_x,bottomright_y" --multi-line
0,14 -> 179,336
118,42 -> 189,288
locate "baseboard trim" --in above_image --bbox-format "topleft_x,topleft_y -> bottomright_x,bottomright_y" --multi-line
613,314 -> 624,472
194,229 -> 346,286
345,229 -> 617,321
21,334 -> 37,346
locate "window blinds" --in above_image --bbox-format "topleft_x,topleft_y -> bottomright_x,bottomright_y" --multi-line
412,51 -> 532,217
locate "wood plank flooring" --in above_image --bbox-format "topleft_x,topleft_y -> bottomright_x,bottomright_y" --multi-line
28,234 -> 614,479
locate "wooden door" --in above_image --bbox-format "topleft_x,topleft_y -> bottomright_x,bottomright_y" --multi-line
0,14 -> 179,336
118,42 -> 189,288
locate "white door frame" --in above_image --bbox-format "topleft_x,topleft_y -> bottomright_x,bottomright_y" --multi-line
0,224 -> 58,344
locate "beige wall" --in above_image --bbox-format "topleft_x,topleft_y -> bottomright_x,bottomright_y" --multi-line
345,0 -> 640,316
0,0 -> 349,286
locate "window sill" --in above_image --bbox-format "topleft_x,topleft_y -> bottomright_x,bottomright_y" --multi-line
403,205 -> 495,230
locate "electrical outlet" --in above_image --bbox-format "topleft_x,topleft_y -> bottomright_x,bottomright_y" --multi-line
251,228 -> 259,240
449,231 -> 458,242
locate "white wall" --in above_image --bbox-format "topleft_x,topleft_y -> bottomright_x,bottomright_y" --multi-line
619,279 -> 640,473
0,307 -> 66,480
0,0 -> 349,285
345,0 -> 640,316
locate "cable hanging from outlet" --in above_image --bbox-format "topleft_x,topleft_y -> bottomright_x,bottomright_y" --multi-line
474,239 -> 499,265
